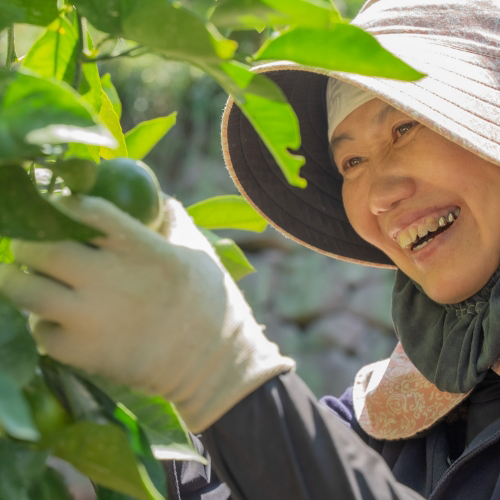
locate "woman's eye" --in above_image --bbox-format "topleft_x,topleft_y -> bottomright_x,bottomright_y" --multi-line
343,156 -> 364,171
395,122 -> 415,138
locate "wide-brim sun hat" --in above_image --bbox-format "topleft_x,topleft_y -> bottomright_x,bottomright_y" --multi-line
221,0 -> 500,268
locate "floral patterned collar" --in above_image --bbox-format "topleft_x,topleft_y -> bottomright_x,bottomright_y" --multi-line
352,342 -> 500,440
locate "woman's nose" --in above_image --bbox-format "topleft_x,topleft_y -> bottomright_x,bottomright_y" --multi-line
368,170 -> 416,215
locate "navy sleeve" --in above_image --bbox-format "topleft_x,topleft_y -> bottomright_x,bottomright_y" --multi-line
201,371 -> 425,500
163,371 -> 424,499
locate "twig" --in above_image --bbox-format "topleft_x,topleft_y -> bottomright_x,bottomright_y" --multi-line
29,162 -> 36,183
72,12 -> 85,90
47,173 -> 57,195
6,25 -> 17,70
83,44 -> 145,62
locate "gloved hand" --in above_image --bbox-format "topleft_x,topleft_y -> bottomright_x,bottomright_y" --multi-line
0,195 -> 294,432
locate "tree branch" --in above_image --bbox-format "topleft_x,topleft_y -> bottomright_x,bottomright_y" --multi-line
82,44 -> 146,62
72,12 -> 85,90
6,25 -> 17,70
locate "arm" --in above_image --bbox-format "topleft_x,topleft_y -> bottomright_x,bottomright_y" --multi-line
202,371 -> 425,500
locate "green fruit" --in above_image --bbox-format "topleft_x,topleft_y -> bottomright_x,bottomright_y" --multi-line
24,375 -> 72,438
87,158 -> 163,228
52,158 -> 98,193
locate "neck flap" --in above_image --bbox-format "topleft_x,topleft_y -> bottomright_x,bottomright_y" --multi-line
353,267 -> 500,440
392,267 -> 500,393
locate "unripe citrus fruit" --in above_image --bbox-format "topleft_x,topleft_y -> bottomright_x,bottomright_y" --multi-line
86,158 -> 163,229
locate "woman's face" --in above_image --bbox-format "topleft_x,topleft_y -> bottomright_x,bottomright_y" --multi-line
332,98 -> 500,304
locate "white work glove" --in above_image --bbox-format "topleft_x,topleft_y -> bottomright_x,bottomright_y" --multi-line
0,195 -> 294,432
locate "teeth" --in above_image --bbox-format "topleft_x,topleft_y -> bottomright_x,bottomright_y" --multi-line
395,208 -> 460,250
397,231 -> 412,249
427,217 -> 439,232
417,224 -> 427,238
414,237 -> 433,251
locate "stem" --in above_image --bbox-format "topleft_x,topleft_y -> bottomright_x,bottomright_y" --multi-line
83,44 -> 145,62
72,12 -> 85,90
29,162 -> 36,184
6,25 -> 17,70
47,174 -> 57,195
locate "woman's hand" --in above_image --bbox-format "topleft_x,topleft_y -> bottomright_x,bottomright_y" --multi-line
0,195 -> 294,432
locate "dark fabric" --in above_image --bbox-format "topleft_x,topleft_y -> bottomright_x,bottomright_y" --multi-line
164,371 -> 500,499
466,369 -> 500,446
202,372 -> 424,500
391,268 -> 500,393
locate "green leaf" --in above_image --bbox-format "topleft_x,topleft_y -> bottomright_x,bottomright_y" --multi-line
101,73 -> 122,120
0,69 -> 116,164
218,67 -> 302,181
0,441 -> 49,500
99,90 -> 128,159
96,486 -> 136,500
201,228 -> 256,281
0,238 -> 13,263
211,0 -> 340,31
208,61 -> 306,187
28,467 -> 72,500
73,0 -> 237,62
65,142 -> 101,163
255,25 -> 426,80
81,32 -> 103,114
187,195 -> 267,231
0,372 -> 40,441
22,16 -> 78,86
0,0 -> 59,31
83,375 -> 206,464
125,113 -> 177,160
49,421 -> 164,500
0,165 -> 102,241
70,376 -> 168,497
42,363 -> 170,497
0,293 -> 38,387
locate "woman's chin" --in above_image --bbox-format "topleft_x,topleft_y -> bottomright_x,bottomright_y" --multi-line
416,274 -> 494,305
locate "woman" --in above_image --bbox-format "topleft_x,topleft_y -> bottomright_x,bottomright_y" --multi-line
1,0 -> 500,498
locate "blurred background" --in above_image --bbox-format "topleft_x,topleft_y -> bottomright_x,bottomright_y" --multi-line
1,0 -> 397,497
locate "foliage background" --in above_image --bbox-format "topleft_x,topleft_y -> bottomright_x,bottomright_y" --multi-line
0,0 -> 397,497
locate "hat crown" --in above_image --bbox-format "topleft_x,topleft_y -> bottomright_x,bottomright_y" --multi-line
355,0 -> 500,52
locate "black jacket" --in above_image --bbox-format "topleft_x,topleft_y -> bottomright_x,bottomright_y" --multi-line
165,371 -> 500,500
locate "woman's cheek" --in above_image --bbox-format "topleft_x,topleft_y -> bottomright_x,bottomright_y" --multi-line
342,184 -> 378,246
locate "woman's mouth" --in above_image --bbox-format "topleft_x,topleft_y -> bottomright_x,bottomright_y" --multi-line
396,207 -> 461,251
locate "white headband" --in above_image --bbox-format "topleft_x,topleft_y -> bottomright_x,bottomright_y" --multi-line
326,78 -> 375,141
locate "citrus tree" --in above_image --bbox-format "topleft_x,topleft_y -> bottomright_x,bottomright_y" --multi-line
0,0 -> 422,498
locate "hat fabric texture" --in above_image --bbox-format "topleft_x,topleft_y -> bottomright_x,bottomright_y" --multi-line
221,0 -> 500,268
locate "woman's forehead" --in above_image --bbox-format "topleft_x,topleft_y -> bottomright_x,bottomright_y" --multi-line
330,101 -> 406,154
